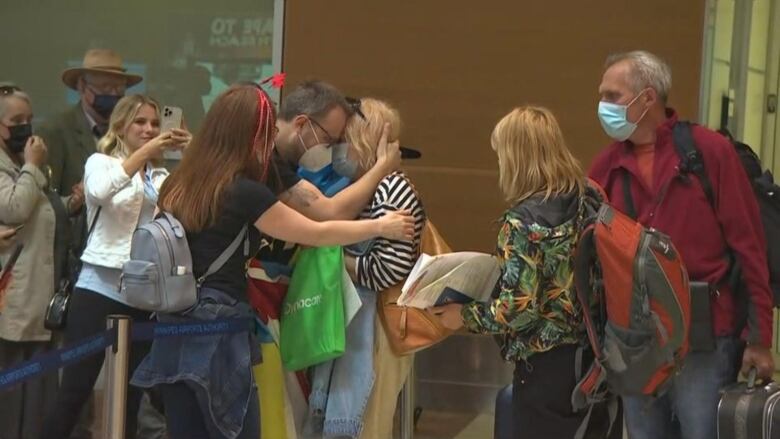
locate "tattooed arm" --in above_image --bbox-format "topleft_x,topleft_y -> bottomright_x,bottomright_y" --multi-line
279,164 -> 388,221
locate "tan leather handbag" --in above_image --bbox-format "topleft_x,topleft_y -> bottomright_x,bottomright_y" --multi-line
377,221 -> 455,356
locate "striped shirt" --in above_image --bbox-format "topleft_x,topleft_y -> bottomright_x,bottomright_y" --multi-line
355,172 -> 426,291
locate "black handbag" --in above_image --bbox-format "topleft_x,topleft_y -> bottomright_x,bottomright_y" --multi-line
44,278 -> 72,330
44,207 -> 101,330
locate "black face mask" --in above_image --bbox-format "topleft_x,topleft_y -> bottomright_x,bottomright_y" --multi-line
91,94 -> 122,119
3,124 -> 32,154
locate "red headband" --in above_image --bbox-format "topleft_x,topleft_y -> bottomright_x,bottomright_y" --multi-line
252,73 -> 284,182
253,88 -> 275,182
260,72 -> 286,89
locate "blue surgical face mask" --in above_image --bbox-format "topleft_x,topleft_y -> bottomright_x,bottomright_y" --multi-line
597,90 -> 649,141
331,142 -> 358,180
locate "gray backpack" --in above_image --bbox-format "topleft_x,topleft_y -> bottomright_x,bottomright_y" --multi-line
120,212 -> 247,313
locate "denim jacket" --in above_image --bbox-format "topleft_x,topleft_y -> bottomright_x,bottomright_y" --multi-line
305,237 -> 377,439
131,288 -> 260,439
306,287 -> 376,438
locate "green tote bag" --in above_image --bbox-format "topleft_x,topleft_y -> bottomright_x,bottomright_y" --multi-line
280,246 -> 346,371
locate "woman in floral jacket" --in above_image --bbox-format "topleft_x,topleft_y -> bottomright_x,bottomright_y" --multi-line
434,106 -> 610,439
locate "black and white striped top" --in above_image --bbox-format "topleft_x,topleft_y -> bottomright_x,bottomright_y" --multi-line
354,172 -> 426,291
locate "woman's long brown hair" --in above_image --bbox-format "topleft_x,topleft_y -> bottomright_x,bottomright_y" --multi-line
158,84 -> 276,231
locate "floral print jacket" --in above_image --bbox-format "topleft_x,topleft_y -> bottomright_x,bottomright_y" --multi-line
462,192 -> 586,362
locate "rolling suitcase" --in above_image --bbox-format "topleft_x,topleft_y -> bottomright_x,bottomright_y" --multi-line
718,368 -> 780,439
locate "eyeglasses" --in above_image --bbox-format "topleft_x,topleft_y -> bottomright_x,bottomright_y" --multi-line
308,116 -> 340,145
346,96 -> 366,120
0,85 -> 21,96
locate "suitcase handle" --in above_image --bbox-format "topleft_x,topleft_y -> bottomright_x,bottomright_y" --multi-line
747,367 -> 758,390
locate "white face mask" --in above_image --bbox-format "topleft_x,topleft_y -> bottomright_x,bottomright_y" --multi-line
297,119 -> 321,152
597,90 -> 649,141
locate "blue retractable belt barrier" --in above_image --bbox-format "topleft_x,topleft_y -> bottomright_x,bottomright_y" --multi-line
0,317 -> 253,391
0,330 -> 115,391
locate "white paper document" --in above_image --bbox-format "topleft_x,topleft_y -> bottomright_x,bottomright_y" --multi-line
342,266 -> 362,325
398,252 -> 501,309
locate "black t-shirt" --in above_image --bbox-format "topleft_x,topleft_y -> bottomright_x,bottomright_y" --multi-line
265,152 -> 301,194
188,158 -> 300,301
255,158 -> 303,266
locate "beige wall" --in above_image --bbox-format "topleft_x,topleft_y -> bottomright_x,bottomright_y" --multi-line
283,1 -> 707,252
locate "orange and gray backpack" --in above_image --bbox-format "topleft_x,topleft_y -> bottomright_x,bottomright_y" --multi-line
569,181 -> 692,437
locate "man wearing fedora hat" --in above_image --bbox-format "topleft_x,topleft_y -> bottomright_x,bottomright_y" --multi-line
39,48 -> 142,199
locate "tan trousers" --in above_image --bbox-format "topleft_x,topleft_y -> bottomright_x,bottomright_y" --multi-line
358,318 -> 414,439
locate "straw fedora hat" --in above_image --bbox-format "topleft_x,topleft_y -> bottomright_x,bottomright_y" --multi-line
61,49 -> 143,90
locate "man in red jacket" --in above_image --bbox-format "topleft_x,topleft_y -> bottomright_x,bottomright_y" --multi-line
589,50 -> 774,439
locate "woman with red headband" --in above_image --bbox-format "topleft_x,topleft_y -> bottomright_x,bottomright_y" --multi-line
131,84 -> 415,439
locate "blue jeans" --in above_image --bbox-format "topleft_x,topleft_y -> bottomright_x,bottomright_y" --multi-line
622,336 -> 743,439
305,287 -> 377,438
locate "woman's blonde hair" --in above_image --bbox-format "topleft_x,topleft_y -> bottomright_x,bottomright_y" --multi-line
97,94 -> 160,158
492,106 -> 583,204
344,98 -> 401,170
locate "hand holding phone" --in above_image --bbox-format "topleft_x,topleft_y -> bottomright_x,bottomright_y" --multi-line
161,106 -> 186,160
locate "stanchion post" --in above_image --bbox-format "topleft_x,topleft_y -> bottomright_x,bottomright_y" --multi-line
399,358 -> 416,439
103,315 -> 131,439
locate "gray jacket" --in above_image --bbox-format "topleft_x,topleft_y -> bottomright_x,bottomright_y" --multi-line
0,150 -> 70,341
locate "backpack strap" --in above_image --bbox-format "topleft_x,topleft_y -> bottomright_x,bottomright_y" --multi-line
673,121 -> 716,210
82,207 -> 102,250
674,121 -> 744,288
196,225 -> 248,285
87,207 -> 102,238
573,224 -> 603,357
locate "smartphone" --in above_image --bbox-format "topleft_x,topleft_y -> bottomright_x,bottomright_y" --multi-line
161,106 -> 184,160
161,106 -> 183,133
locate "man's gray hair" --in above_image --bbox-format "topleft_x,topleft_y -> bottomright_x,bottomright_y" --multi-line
605,51 -> 672,103
0,82 -> 31,120
279,80 -> 351,121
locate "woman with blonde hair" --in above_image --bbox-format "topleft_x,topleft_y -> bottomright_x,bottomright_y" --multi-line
434,106 -> 611,439
41,94 -> 191,439
301,98 -> 426,439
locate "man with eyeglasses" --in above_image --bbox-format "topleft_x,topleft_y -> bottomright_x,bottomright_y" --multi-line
274,80 -> 351,165
272,80 -> 402,219
247,80 -> 403,354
